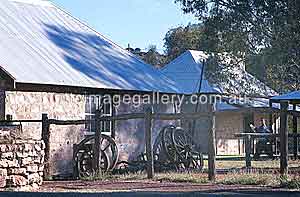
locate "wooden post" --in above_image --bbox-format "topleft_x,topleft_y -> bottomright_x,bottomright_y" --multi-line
269,101 -> 273,131
274,114 -> 278,155
6,114 -> 12,121
93,110 -> 102,175
6,114 -> 12,126
280,101 -> 289,175
245,134 -> 252,168
208,102 -> 216,181
293,104 -> 298,159
145,107 -> 154,179
41,113 -> 50,178
72,144 -> 79,178
111,105 -> 116,139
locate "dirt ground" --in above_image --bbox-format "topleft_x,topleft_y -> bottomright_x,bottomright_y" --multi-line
34,160 -> 300,195
37,159 -> 300,193
39,179 -> 278,193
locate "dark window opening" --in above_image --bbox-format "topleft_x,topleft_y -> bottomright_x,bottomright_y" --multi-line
85,95 -> 113,134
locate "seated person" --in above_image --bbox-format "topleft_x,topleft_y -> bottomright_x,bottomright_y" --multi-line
250,118 -> 273,158
249,118 -> 271,134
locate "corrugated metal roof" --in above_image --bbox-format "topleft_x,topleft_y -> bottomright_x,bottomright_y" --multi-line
0,0 -> 182,93
271,91 -> 300,102
161,50 -> 276,96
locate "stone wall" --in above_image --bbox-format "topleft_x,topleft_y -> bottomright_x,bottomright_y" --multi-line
0,127 -> 45,191
216,111 -> 244,155
115,102 -> 176,161
5,91 -> 86,177
181,101 -> 211,153
4,91 -> 176,176
3,90 -> 270,176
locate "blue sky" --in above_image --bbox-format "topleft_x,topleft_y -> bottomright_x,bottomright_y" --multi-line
51,0 -> 198,53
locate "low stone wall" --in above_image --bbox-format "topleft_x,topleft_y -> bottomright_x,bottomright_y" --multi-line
0,127 -> 45,191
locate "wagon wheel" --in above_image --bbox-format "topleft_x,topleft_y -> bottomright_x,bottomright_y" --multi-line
153,130 -> 166,162
77,134 -> 119,170
100,134 -> 119,170
171,128 -> 204,171
77,149 -> 109,178
134,152 -> 177,173
161,125 -> 177,161
153,125 -> 176,162
177,152 -> 204,172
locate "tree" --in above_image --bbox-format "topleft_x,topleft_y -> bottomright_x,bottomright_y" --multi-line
164,24 -> 205,62
144,45 -> 160,66
174,0 -> 300,92
126,45 -> 167,67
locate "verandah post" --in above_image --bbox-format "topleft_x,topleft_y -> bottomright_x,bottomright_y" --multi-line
208,101 -> 216,181
293,104 -> 298,159
94,110 -> 102,175
279,101 -> 289,175
245,134 -> 252,168
41,113 -> 50,178
145,107 -> 154,179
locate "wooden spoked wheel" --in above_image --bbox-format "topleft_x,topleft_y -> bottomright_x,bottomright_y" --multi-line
171,127 -> 204,171
76,146 -> 109,178
153,125 -> 177,162
77,134 -> 119,170
74,134 -> 119,178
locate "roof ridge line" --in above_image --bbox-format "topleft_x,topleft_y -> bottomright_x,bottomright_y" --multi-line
161,50 -> 197,71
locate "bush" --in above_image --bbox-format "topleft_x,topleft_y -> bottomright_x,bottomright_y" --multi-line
279,175 -> 300,189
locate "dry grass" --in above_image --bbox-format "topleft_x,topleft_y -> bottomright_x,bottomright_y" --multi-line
202,159 -> 300,170
154,173 -> 208,184
79,158 -> 300,189
81,171 -> 300,189
217,173 -> 277,186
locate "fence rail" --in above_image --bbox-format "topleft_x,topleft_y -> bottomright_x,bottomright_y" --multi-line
31,112 -> 212,126
235,133 -> 300,138
0,119 -> 42,123
235,132 -> 300,168
0,108 -> 217,181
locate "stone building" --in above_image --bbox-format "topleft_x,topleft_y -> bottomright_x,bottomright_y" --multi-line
0,0 -> 182,177
161,50 -> 278,155
0,0 -> 279,179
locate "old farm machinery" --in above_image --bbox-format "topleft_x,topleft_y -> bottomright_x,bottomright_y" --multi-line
73,134 -> 119,178
73,125 -> 203,178
116,125 -> 203,174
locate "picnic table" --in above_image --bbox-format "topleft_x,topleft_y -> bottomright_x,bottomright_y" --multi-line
234,133 -> 300,167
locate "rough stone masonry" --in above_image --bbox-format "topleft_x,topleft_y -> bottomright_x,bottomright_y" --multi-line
0,126 -> 45,191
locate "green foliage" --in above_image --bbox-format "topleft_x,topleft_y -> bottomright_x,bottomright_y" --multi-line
174,0 -> 300,92
279,175 -> 300,189
143,45 -> 164,67
164,24 -> 203,61
127,45 -> 167,67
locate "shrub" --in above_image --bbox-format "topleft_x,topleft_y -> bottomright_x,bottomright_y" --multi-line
279,175 -> 300,189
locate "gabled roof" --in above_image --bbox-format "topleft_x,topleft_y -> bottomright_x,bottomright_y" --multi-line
0,0 -> 182,93
161,50 -> 276,96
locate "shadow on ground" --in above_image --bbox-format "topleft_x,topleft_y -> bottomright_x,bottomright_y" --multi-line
0,191 -> 300,197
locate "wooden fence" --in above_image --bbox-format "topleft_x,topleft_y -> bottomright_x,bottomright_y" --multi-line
0,105 -> 217,180
235,133 -> 300,169
1,103 -> 299,178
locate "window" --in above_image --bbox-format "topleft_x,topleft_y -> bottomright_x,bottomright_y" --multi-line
85,95 -> 113,134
